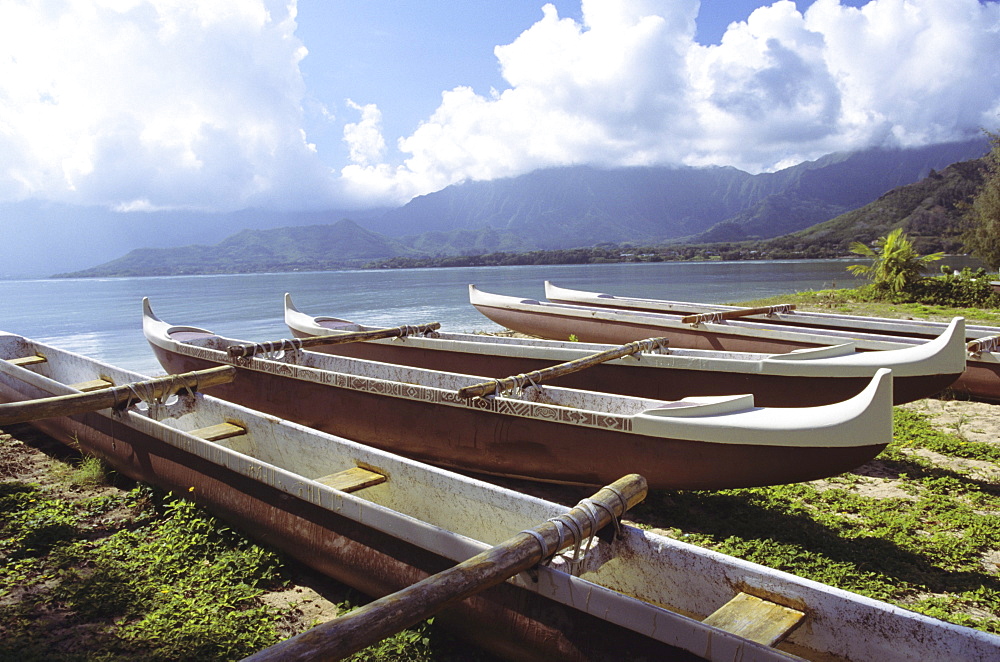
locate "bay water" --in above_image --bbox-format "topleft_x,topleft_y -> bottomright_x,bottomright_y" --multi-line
0,259 -> 875,376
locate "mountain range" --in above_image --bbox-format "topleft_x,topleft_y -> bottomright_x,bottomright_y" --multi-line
36,136 -> 990,279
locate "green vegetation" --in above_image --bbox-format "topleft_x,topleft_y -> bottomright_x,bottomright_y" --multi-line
1,472 -> 284,660
740,280 -> 1000,323
962,130 -> 1000,269
736,259 -> 1000,312
0,434 -> 483,661
760,157 -> 986,257
847,228 -> 944,299
630,408 -> 1000,633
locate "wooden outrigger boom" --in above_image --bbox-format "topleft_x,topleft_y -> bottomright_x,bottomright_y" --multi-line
247,475 -> 648,661
457,337 -> 670,399
682,305 -> 796,325
226,322 -> 442,358
0,365 -> 235,426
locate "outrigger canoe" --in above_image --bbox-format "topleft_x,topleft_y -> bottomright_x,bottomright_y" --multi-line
470,284 -> 965,353
544,281 -> 1000,402
4,334 -> 1000,661
144,298 -> 893,490
544,280 -> 997,339
470,284 -> 975,398
284,294 -> 965,407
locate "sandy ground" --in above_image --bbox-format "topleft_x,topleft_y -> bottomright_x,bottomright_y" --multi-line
901,397 -> 1000,481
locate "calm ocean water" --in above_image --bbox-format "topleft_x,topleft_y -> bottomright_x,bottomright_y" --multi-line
0,260 -> 876,375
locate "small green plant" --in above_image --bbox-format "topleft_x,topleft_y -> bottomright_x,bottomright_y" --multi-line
847,228 -> 944,300
568,334 -> 579,342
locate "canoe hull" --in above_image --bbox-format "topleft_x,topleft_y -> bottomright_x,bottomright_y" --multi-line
149,344 -> 886,491
544,282 -> 999,402
473,299 -> 815,353
7,332 -> 1000,661
0,371 -> 696,661
286,326 -> 956,408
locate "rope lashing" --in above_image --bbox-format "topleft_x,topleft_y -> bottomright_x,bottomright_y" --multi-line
582,496 -> 623,540
968,335 -> 1000,358
229,338 -> 303,361
390,324 -> 440,343
517,528 -> 551,562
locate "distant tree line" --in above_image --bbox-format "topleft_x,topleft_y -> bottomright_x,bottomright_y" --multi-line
361,242 -> 856,270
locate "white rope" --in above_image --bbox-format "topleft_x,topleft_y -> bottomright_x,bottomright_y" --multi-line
518,528 -> 551,561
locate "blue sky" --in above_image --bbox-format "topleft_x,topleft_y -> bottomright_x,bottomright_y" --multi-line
1,0 -> 997,213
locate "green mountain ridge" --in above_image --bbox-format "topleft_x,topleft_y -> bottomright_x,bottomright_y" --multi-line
56,220 -> 419,278
55,139 -> 991,278
759,157 -> 988,256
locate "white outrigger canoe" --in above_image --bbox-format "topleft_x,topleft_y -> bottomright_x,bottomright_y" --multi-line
284,293 -> 965,407
3,331 -> 999,661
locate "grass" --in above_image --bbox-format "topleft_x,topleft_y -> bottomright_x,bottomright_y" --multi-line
628,408 -> 1000,634
0,431 -> 486,662
740,287 -> 1000,324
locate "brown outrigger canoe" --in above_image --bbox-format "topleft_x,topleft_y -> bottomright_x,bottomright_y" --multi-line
144,298 -> 894,491
284,293 -> 965,407
544,281 -> 1000,402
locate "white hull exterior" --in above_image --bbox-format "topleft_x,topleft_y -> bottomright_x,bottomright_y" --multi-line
470,284 -> 961,351
284,293 -> 966,407
1,331 -> 998,661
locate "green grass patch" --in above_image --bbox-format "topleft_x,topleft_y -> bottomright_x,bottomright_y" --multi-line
738,287 -> 1000,324
0,455 -> 485,661
630,408 -> 1000,633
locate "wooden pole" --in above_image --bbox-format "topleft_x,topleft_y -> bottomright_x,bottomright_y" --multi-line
681,304 -> 795,325
457,337 -> 670,399
243,474 -> 648,662
226,322 -> 442,359
0,366 -> 236,426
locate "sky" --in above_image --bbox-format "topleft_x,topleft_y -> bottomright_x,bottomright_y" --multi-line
2,0 -> 999,215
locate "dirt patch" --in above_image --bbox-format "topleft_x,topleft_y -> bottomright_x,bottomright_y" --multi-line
903,398 -> 1000,447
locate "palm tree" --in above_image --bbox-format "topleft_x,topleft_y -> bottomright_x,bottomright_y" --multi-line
847,228 -> 944,298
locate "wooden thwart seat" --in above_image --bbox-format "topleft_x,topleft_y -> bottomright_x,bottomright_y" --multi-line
315,466 -> 387,493
702,592 -> 805,647
6,355 -> 47,367
70,378 -> 114,393
190,422 -> 247,442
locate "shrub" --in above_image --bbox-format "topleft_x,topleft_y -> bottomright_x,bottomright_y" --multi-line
906,267 -> 1000,307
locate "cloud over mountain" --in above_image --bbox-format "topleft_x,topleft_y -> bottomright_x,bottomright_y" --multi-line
344,0 -> 1000,201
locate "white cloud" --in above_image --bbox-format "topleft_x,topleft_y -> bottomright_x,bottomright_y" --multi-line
2,0 -> 999,211
341,0 -> 1000,204
342,100 -> 386,167
0,0 -> 336,211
